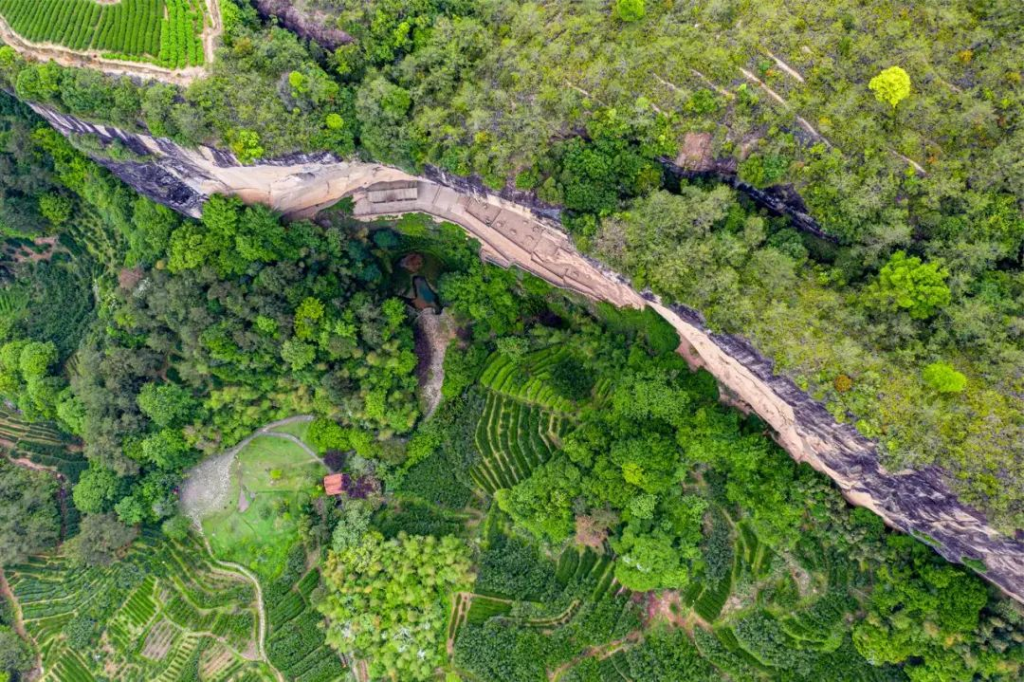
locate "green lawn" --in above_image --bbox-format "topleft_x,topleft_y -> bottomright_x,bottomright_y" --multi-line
201,435 -> 326,580
271,419 -> 312,442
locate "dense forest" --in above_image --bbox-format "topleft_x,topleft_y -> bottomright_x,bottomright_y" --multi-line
0,0 -> 1019,528
0,1 -> 1022,681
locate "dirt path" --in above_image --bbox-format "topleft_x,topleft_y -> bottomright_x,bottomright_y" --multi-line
200,536 -> 283,682
180,415 -> 318,523
0,567 -> 43,680
0,0 -> 221,86
416,309 -> 456,418
547,631 -> 641,681
6,456 -> 55,473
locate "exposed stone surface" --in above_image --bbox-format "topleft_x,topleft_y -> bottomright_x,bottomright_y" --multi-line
251,0 -> 353,51
674,132 -> 715,172
31,105 -> 1024,604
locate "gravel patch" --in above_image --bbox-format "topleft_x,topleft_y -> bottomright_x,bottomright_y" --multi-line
180,449 -> 236,526
417,309 -> 456,418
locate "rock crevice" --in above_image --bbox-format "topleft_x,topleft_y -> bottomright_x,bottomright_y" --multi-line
29,104 -> 1024,604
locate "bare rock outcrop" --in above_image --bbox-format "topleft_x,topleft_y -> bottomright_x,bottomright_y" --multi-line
29,103 -> 1024,604
251,0 -> 352,51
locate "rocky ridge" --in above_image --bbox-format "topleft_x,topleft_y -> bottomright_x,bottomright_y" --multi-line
28,103 -> 1024,604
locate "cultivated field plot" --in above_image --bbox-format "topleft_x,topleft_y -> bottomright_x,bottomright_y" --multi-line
472,347 -> 580,492
0,0 -> 207,68
449,545 -> 633,672
265,566 -> 348,682
480,346 -> 591,413
199,436 -> 326,579
7,531 -> 275,682
471,390 -> 570,493
0,406 -> 86,480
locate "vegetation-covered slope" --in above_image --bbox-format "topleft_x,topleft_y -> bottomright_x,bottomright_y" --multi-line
0,0 -> 1019,527
0,3 -> 1021,682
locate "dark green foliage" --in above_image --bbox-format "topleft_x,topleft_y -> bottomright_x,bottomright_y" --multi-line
0,624 -> 32,679
548,356 -> 595,402
0,458 -> 59,566
63,513 -> 137,567
475,534 -> 557,601
14,260 -> 94,360
397,451 -> 473,509
701,509 -> 733,590
625,628 -> 717,682
372,499 -> 465,539
454,620 -> 547,682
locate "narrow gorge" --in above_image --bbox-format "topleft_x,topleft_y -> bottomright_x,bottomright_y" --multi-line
29,102 -> 1024,605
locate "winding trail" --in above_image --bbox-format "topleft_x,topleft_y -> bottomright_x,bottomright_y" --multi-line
223,415 -> 319,463
181,416 -> 319,682
0,567 -> 44,679
200,535 -> 284,682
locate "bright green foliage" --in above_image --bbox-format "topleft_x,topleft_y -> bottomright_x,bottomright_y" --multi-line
853,537 -> 993,679
872,251 -> 951,320
38,193 -> 73,226
229,129 -> 265,164
294,297 -> 326,340
72,465 -> 120,513
496,456 -> 582,542
136,382 -> 199,427
320,531 -> 472,681
615,0 -> 646,22
161,514 -> 191,540
869,66 -> 912,109
167,195 -> 297,275
613,524 -> 690,591
922,362 -> 967,394
17,341 -> 56,379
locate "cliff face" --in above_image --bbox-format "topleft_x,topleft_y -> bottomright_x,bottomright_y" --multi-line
31,104 -> 1024,604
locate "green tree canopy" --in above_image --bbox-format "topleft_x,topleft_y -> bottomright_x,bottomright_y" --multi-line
922,362 -> 967,395
871,251 -> 951,320
320,531 -> 471,681
615,0 -> 646,22
0,459 -> 59,566
64,513 -> 137,567
869,66 -> 911,109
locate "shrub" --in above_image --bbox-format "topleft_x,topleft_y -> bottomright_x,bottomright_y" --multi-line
922,362 -> 967,394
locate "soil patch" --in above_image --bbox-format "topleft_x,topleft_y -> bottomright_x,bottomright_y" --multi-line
416,310 -> 456,418
180,449 -> 237,525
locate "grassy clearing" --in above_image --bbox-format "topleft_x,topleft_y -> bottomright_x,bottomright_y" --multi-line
269,420 -> 311,443
200,436 -> 326,581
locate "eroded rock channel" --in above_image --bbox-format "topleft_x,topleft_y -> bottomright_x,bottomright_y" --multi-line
28,103 -> 1024,604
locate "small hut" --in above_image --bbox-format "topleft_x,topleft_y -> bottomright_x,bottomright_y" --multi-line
323,473 -> 349,496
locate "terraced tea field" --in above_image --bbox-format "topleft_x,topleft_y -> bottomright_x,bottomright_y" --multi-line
449,547 -> 622,646
264,566 -> 347,682
472,347 -> 583,492
480,346 -> 603,413
0,406 -> 86,480
470,390 -> 570,493
0,0 -> 208,68
7,531 -> 276,682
